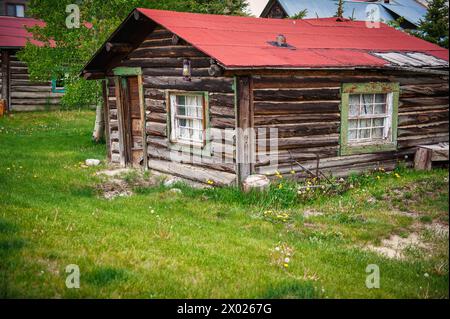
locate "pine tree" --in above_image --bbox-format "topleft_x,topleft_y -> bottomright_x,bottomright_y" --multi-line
416,0 -> 449,48
336,0 -> 344,19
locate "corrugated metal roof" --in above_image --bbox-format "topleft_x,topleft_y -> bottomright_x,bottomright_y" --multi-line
0,16 -> 44,48
274,0 -> 427,26
135,9 -> 448,69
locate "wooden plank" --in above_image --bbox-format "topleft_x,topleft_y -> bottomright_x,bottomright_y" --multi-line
148,158 -> 236,186
236,76 -> 254,183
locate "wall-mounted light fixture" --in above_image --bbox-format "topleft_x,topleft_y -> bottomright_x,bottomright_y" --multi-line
182,59 -> 191,81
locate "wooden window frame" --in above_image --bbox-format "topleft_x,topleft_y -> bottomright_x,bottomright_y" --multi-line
340,82 -> 399,156
51,78 -> 65,93
6,3 -> 25,17
166,90 -> 212,156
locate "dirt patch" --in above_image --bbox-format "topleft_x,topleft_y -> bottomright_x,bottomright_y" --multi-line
95,169 -> 159,200
303,210 -> 324,219
367,233 -> 430,259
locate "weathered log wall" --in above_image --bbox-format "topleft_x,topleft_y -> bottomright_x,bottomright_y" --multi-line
252,70 -> 449,178
106,27 -> 237,185
8,52 -> 63,111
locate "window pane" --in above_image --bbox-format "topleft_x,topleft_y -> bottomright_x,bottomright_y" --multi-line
360,119 -> 370,128
372,128 -> 383,139
348,119 -> 358,129
7,4 -> 15,16
348,129 -> 357,140
349,104 -> 359,116
359,129 -> 370,139
177,106 -> 186,116
375,94 -> 385,103
361,94 -> 373,115
176,95 -> 186,105
16,5 -> 25,17
373,118 -> 384,127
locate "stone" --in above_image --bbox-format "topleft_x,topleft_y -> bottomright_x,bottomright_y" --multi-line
164,177 -> 181,187
85,159 -> 101,166
170,188 -> 182,194
242,174 -> 270,193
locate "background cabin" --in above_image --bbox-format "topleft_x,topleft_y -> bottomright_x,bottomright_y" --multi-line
260,0 -> 428,29
82,8 -> 449,186
0,15 -> 63,112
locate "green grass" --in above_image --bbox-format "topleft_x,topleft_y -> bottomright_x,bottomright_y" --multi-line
0,110 -> 448,299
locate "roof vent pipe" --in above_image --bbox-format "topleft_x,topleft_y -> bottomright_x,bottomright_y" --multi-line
276,34 -> 287,47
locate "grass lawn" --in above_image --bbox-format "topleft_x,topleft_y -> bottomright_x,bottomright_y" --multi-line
0,110 -> 448,299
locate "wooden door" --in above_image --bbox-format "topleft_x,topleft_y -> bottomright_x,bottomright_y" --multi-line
119,76 -> 143,167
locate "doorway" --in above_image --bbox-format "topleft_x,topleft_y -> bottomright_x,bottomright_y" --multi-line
117,75 -> 145,167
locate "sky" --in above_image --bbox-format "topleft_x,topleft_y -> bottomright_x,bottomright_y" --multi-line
247,0 -> 269,17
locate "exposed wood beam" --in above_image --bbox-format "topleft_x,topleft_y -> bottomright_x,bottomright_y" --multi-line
105,42 -> 133,53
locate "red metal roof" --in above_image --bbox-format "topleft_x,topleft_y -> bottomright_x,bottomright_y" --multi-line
0,16 -> 44,48
137,8 -> 449,69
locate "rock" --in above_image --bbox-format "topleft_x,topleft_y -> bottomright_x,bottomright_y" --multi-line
85,159 -> 101,167
164,177 -> 181,187
170,188 -> 182,194
242,174 -> 270,193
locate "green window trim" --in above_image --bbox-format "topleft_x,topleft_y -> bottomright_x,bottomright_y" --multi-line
51,79 -> 65,93
165,90 -> 213,157
112,67 -> 142,76
339,82 -> 400,156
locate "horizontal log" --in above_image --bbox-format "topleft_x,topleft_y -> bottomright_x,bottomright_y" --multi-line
254,101 -> 339,115
148,158 -> 236,186
400,83 -> 449,98
398,133 -> 449,148
254,113 -> 340,125
145,99 -> 166,112
210,105 -> 235,118
259,134 -> 340,150
122,57 -> 211,68
400,97 -> 449,108
209,93 -> 235,108
11,98 -> 61,105
143,76 -> 234,93
253,88 -> 340,102
143,67 -> 210,77
147,145 -> 235,173
398,110 -> 449,126
129,46 -> 207,59
11,91 -> 63,98
257,122 -> 340,138
145,121 -> 167,137
210,117 -> 235,129
398,122 -> 449,137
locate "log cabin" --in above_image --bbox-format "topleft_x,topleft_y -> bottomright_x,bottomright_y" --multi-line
260,0 -> 428,30
81,8 -> 449,186
0,15 -> 63,111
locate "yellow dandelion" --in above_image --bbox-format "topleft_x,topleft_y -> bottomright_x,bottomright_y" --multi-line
207,180 -> 214,185
290,170 -> 296,175
283,263 -> 289,268
306,187 -> 310,191
376,176 -> 381,180
394,173 -> 400,178
278,184 -> 283,189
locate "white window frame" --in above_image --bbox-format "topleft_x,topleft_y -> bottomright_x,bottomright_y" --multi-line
168,92 -> 207,147
347,92 -> 394,145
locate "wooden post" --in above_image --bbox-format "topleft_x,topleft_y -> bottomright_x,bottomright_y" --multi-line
236,76 -> 255,184
1,50 -> 10,112
102,80 -> 111,161
414,147 -> 433,170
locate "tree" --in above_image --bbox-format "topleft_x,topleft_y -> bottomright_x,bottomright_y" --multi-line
18,0 -> 249,142
414,0 -> 449,48
290,9 -> 308,20
336,0 -> 344,19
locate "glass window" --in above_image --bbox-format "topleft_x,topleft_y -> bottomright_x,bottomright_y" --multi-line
347,93 -> 391,143
6,4 -> 25,17
169,93 -> 205,145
